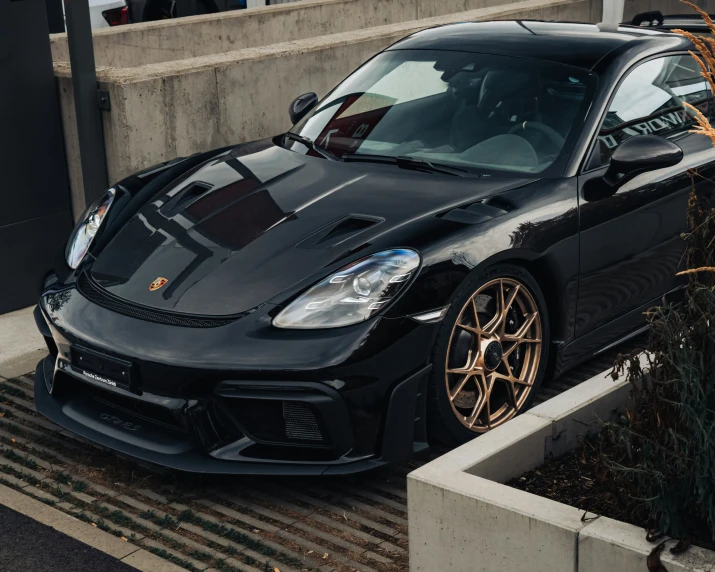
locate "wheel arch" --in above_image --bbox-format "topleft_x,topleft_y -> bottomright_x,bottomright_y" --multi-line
467,250 -> 566,380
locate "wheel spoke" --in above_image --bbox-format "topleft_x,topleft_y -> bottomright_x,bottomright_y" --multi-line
490,371 -> 518,407
471,298 -> 481,330
498,284 -> 520,336
449,374 -> 472,401
503,312 -> 538,342
502,341 -> 519,360
456,322 -> 479,335
465,373 -> 488,427
481,312 -> 500,335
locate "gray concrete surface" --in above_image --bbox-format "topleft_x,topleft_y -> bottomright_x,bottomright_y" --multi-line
50,0 -> 514,67
579,516 -> 715,572
0,484 -> 187,572
407,354 -> 715,572
48,0 -> 715,68
0,306 -> 46,380
0,503 -> 136,572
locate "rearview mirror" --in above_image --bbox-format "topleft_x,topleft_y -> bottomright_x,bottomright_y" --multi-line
289,93 -> 318,125
584,135 -> 683,202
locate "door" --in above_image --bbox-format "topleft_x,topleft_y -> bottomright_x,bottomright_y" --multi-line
575,53 -> 715,340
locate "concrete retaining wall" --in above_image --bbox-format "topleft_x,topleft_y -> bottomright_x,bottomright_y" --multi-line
56,0 -> 715,215
50,0 -> 514,67
57,0 -> 603,213
407,356 -> 715,571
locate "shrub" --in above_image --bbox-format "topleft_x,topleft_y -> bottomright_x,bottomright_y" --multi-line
599,1 -> 715,545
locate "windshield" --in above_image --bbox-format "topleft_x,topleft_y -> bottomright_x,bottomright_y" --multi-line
288,49 -> 596,177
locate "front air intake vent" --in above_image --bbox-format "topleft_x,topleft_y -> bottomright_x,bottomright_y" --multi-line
76,273 -> 237,328
221,397 -> 329,446
283,402 -> 323,442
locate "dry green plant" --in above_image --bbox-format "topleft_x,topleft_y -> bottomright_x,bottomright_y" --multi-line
598,0 -> 715,550
675,1 -> 715,146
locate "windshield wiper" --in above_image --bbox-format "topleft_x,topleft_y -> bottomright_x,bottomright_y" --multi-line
283,132 -> 339,161
342,153 -> 468,177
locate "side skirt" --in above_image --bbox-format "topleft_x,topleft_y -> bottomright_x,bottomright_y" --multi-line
554,286 -> 685,377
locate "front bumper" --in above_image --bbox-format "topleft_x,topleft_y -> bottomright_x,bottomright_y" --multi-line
34,284 -> 437,475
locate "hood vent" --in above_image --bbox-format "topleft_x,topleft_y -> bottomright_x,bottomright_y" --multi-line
297,215 -> 383,249
160,181 -> 213,217
437,198 -> 510,225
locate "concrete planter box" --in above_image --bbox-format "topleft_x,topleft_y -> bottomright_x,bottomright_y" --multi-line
408,357 -> 715,572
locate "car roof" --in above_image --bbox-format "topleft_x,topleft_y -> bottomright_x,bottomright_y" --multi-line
387,20 -> 693,71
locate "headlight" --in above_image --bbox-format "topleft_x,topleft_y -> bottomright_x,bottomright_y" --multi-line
273,249 -> 420,329
65,188 -> 116,269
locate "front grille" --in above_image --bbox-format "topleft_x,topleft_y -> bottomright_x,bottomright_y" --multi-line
76,273 -> 237,328
222,398 -> 329,446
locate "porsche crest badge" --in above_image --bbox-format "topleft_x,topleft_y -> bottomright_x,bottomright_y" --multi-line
149,277 -> 168,291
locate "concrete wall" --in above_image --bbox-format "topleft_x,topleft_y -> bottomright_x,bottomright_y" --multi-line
50,0 -> 516,67
57,0 -> 715,215
58,0 -> 605,213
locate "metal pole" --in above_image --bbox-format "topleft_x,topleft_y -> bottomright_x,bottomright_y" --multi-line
44,0 -> 64,33
64,0 -> 109,207
600,0 -> 626,30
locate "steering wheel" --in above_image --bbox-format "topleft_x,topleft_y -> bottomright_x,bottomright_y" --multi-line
509,121 -> 565,149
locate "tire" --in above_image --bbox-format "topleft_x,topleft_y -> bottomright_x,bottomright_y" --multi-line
427,264 -> 550,446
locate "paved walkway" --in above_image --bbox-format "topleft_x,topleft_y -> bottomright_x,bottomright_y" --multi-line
0,504 -> 135,572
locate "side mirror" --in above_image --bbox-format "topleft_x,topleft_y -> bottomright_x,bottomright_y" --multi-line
289,93 -> 318,125
583,135 -> 683,202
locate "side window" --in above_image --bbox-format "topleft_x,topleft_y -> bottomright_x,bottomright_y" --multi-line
597,55 -> 710,164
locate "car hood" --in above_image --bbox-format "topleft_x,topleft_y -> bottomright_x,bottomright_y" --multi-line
90,142 -> 535,316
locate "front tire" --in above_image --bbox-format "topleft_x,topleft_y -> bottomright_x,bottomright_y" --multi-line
427,264 -> 549,446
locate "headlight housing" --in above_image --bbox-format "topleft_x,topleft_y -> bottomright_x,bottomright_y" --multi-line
65,188 -> 116,269
273,249 -> 420,329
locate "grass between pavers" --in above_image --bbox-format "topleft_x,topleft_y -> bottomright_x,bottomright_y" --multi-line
146,547 -> 204,572
0,382 -> 29,400
3,469 -> 305,572
0,373 -> 410,572
176,508 -> 306,569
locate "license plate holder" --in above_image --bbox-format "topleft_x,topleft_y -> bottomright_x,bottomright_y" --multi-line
71,346 -> 133,392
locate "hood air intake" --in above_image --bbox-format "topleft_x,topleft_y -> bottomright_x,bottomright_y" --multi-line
297,215 -> 382,249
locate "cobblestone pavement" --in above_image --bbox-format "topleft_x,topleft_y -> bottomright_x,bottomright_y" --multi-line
0,337 -> 643,572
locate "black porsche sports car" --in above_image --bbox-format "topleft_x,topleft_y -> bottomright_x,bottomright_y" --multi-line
34,19 -> 715,475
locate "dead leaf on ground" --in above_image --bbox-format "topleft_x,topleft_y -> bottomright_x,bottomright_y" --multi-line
670,538 -> 692,554
323,553 -> 329,559
647,541 -> 668,572
646,529 -> 665,543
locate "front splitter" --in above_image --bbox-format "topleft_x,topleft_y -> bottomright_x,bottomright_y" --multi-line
33,357 -> 387,476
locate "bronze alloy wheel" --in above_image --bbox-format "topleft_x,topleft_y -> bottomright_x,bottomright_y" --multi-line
444,277 -> 543,433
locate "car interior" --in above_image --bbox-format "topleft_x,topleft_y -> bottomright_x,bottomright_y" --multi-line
308,53 -> 593,175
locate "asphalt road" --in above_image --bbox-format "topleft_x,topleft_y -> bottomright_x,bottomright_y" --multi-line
0,504 -> 135,572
